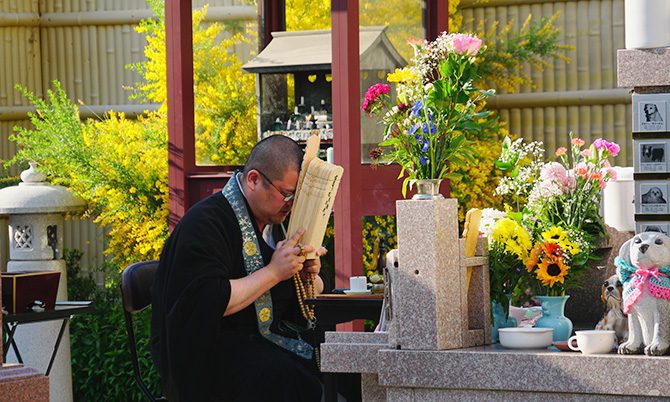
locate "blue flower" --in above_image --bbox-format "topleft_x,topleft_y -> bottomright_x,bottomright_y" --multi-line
412,100 -> 423,117
419,156 -> 428,166
409,124 -> 419,135
422,122 -> 437,134
421,139 -> 430,153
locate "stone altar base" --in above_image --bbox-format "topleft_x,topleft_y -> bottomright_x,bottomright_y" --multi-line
0,364 -> 49,401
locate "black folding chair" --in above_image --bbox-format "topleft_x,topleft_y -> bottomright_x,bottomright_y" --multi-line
120,260 -> 166,401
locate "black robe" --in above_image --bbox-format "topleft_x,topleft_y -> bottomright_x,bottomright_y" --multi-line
151,192 -> 324,401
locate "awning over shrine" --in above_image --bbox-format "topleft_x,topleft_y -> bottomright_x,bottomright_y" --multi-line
242,26 -> 406,73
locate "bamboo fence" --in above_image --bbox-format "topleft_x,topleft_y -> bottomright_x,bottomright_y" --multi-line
0,0 -> 255,275
460,0 -> 632,164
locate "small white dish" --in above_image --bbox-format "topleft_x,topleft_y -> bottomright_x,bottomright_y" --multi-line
499,327 -> 553,349
343,289 -> 372,295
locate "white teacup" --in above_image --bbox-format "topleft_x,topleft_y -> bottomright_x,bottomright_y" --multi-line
349,276 -> 367,292
568,330 -> 615,354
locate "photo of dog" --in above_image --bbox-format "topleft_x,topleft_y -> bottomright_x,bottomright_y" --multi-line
616,232 -> 670,356
634,95 -> 668,132
641,187 -> 667,205
643,225 -> 669,235
595,274 -> 628,344
641,144 -> 665,163
643,103 -> 664,122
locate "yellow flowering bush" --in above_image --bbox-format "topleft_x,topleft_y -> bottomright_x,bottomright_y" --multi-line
130,0 -> 257,165
362,215 -> 397,278
9,82 -> 168,266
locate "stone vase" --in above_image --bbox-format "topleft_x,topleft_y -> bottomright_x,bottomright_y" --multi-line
535,295 -> 573,342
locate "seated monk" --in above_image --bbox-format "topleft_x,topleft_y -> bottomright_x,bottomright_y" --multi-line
151,135 -> 329,401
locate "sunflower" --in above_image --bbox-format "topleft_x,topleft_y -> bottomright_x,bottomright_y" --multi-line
535,254 -> 569,288
541,226 -> 580,255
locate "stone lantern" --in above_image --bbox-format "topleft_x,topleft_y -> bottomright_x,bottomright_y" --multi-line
0,162 -> 85,402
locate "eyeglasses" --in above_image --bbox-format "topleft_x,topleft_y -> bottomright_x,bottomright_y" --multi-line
256,169 -> 295,202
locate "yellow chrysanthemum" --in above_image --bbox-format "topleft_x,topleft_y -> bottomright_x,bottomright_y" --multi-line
386,68 -> 418,83
492,218 -> 532,259
535,255 -> 569,288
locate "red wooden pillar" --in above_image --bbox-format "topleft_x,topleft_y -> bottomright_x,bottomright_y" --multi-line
331,0 -> 362,290
260,0 -> 286,48
166,0 -> 195,229
425,0 -> 450,40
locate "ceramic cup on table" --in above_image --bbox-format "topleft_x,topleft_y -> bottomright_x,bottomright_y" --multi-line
568,330 -> 615,354
349,276 -> 367,292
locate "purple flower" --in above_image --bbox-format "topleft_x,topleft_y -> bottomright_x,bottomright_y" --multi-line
419,156 -> 428,166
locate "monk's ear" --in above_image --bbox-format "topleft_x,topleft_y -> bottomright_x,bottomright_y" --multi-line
245,170 -> 261,190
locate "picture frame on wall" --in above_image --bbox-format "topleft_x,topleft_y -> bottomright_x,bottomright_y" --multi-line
633,94 -> 670,132
634,139 -> 668,172
636,222 -> 670,235
636,181 -> 670,214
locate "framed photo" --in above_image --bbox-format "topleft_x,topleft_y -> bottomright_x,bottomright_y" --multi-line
636,222 -> 670,235
633,94 -> 670,132
636,181 -> 670,214
634,139 -> 668,172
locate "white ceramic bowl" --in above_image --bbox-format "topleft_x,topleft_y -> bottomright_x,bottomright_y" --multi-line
498,327 -> 553,349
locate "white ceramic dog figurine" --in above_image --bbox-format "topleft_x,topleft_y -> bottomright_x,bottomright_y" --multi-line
616,232 -> 670,356
595,274 -> 628,344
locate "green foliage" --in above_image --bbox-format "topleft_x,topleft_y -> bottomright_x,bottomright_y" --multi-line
0,175 -> 20,189
8,81 -> 169,267
66,249 -> 161,401
476,14 -> 571,92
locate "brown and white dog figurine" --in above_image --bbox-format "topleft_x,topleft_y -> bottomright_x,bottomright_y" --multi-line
595,274 -> 628,344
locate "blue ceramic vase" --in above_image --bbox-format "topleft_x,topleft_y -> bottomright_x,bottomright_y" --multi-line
491,299 -> 517,343
535,295 -> 573,342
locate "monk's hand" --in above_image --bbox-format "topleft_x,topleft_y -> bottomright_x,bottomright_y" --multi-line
301,247 -> 327,278
269,228 -> 308,281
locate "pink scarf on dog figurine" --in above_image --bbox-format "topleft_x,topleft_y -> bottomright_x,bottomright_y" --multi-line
615,256 -> 670,314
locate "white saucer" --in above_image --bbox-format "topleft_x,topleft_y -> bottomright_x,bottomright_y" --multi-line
343,289 -> 372,295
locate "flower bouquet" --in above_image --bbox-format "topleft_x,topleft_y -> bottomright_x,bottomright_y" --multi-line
363,32 -> 495,196
487,135 -> 620,299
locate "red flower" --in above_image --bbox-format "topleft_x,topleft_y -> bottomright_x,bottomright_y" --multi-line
362,83 -> 390,113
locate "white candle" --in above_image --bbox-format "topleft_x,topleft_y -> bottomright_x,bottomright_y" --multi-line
326,147 -> 334,164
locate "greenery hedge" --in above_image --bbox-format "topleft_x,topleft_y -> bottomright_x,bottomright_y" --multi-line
66,249 -> 161,401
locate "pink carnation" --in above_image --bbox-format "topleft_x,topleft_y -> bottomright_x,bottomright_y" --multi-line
451,34 -> 482,56
580,149 -> 592,158
592,138 -> 621,157
607,142 -> 620,157
571,138 -> 585,147
362,83 -> 390,113
574,162 -> 588,177
555,147 -> 567,157
603,166 -> 618,182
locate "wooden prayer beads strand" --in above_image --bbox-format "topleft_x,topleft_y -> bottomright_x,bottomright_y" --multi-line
293,273 -> 314,321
